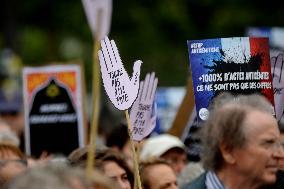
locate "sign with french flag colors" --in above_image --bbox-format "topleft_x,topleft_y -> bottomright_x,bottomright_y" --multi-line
188,37 -> 274,121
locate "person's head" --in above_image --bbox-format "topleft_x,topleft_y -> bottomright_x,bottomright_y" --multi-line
95,149 -> 134,189
140,158 -> 178,189
68,147 -> 134,189
140,134 -> 187,175
201,93 -> 283,186
106,123 -> 132,168
0,144 -> 27,187
278,122 -> 284,170
6,163 -> 116,189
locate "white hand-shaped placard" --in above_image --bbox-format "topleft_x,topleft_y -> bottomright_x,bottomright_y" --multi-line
271,53 -> 284,121
130,72 -> 158,141
98,37 -> 142,110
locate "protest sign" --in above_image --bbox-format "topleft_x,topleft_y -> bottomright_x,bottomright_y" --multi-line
98,36 -> 143,189
81,0 -> 112,40
130,72 -> 158,141
23,64 -> 85,157
188,37 -> 274,121
81,0 -> 112,177
246,27 -> 284,121
99,36 -> 142,110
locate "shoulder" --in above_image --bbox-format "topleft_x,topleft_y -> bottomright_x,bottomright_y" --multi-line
181,172 -> 207,189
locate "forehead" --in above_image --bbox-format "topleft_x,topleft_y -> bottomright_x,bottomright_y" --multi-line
103,161 -> 126,175
147,164 -> 176,185
243,110 -> 279,138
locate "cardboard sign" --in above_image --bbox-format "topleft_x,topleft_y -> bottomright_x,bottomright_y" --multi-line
98,37 -> 142,110
130,72 -> 158,141
188,37 -> 274,121
23,64 -> 85,157
82,0 -> 112,40
247,27 -> 284,121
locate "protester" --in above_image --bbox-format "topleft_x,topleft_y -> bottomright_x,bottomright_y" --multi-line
68,147 -> 134,189
140,134 -> 187,175
106,123 -> 132,168
6,163 -> 116,189
262,121 -> 284,189
140,157 -> 178,189
95,149 -> 134,189
0,144 -> 27,187
182,93 -> 284,189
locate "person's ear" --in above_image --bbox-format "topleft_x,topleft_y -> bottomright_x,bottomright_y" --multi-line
220,141 -> 236,164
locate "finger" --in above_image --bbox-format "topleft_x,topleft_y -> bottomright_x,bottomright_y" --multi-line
101,37 -> 114,69
275,54 -> 284,82
130,60 -> 142,86
106,39 -> 119,70
271,56 -> 276,76
111,40 -> 123,69
146,72 -> 155,100
142,73 -> 151,101
150,77 -> 158,102
137,81 -> 144,102
98,50 -> 109,72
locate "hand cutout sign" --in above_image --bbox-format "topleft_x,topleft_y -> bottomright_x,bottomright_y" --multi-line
271,53 -> 284,121
98,37 -> 142,110
130,72 -> 158,141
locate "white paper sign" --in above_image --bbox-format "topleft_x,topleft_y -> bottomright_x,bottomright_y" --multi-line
98,37 -> 142,110
130,72 -> 158,141
271,53 -> 284,121
82,0 -> 112,40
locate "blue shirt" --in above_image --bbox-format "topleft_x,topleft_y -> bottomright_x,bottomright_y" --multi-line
205,171 -> 227,189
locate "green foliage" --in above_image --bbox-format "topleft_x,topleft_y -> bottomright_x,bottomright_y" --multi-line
1,0 -> 284,87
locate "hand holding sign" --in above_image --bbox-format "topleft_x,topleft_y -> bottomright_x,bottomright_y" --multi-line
271,53 -> 284,121
98,37 -> 142,110
130,72 -> 158,141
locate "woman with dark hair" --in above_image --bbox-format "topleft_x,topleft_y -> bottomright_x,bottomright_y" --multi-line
96,149 -> 134,189
68,147 -> 134,189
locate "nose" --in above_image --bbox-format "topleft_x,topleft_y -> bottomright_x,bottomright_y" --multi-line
272,142 -> 284,158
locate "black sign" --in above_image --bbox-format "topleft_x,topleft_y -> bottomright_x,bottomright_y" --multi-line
28,78 -> 79,157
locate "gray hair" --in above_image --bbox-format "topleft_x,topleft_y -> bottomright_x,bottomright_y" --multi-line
201,92 -> 274,171
6,164 -> 116,189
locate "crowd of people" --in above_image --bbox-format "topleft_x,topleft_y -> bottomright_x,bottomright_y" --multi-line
0,92 -> 283,189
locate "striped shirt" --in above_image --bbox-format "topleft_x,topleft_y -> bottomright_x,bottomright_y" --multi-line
205,171 -> 227,189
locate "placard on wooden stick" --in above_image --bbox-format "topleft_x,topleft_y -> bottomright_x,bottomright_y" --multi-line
98,36 -> 143,189
130,72 -> 158,141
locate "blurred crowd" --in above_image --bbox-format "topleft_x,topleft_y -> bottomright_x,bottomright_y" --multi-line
0,92 -> 282,189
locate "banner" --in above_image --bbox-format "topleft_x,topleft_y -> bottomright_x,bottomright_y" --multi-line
23,64 -> 85,157
246,27 -> 284,121
188,37 -> 274,121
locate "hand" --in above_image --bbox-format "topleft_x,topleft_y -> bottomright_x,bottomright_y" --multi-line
130,72 -> 158,141
98,36 -> 142,110
271,53 -> 284,121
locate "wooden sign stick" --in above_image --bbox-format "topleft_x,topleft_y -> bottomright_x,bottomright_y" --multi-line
125,110 -> 142,189
86,10 -> 102,179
